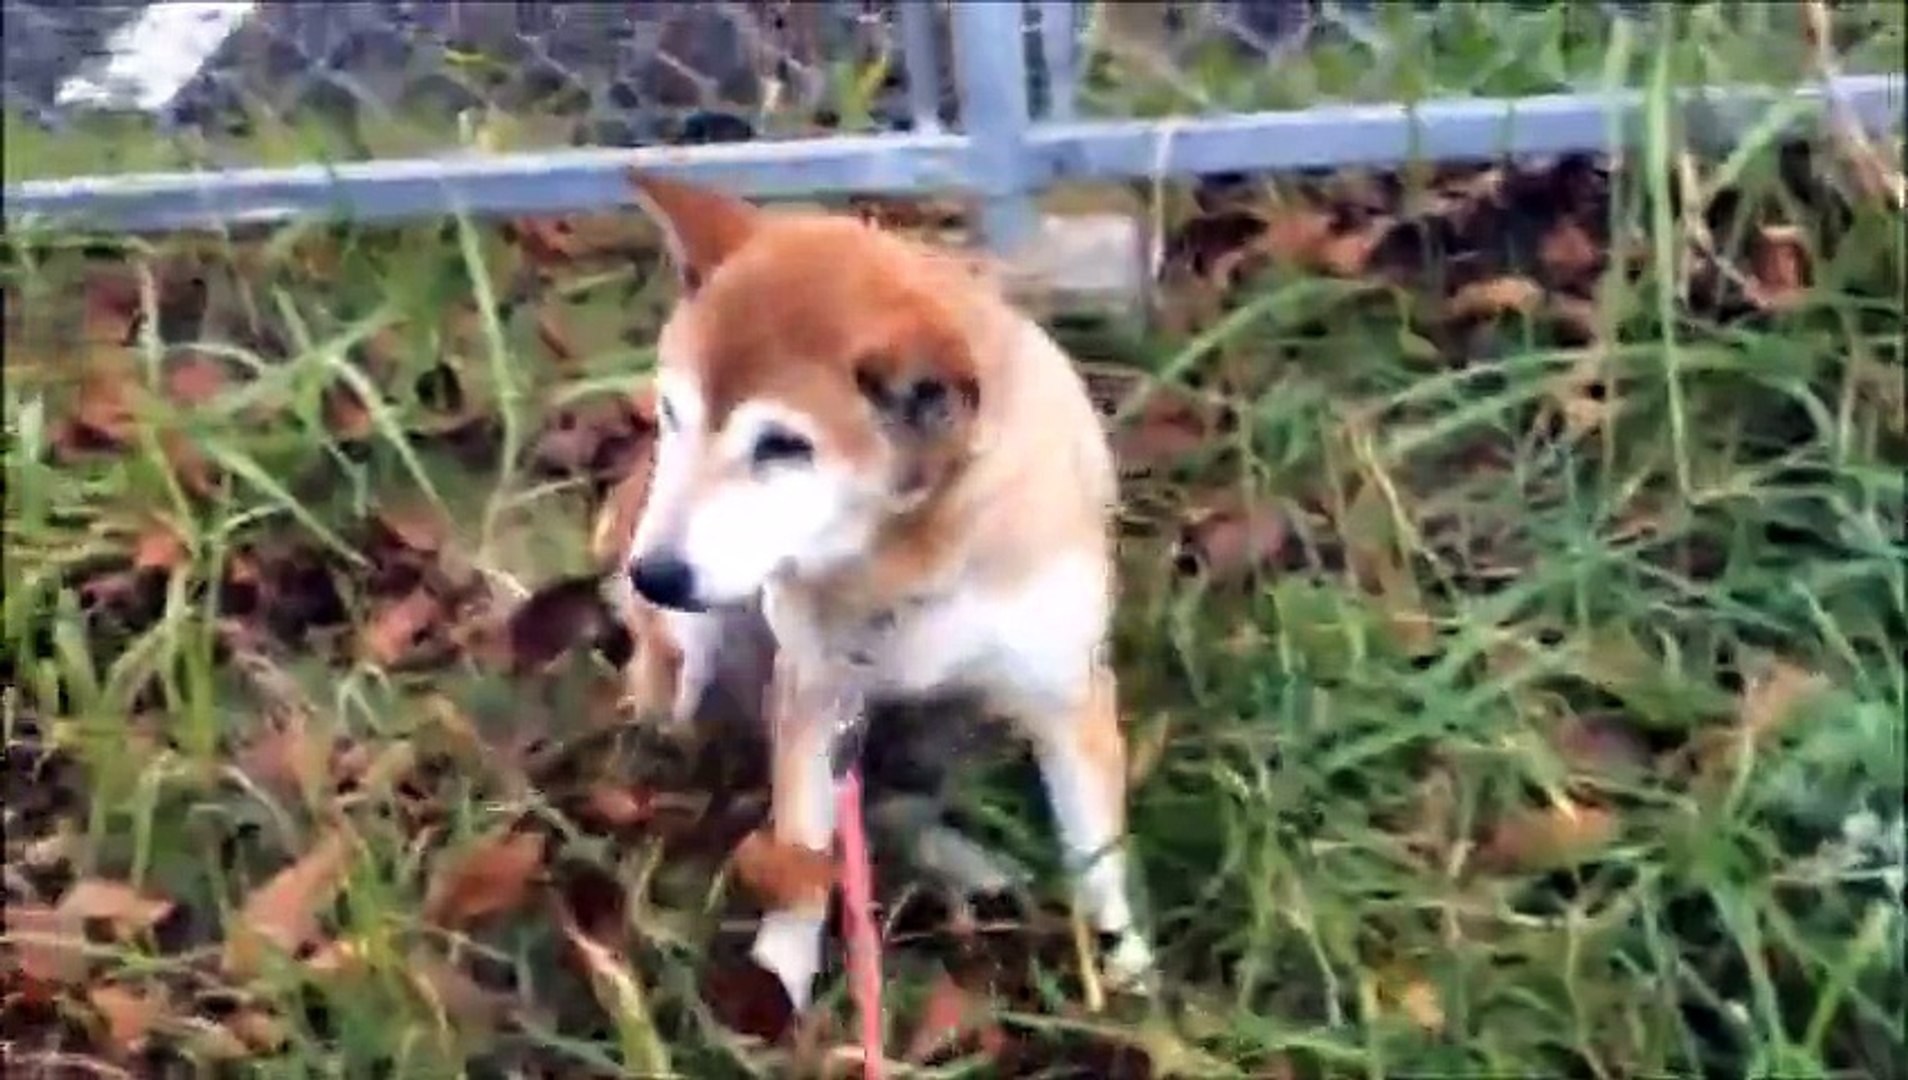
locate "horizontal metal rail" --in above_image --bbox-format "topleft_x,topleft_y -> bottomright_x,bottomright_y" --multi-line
4,75 -> 1900,235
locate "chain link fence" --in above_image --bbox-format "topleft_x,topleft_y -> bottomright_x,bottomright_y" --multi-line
6,2 -> 947,171
2,2 -> 1902,243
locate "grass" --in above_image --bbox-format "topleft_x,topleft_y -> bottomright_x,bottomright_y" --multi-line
4,4 -> 1905,1078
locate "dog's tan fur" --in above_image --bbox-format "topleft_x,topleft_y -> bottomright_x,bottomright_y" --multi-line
600,173 -> 1150,1008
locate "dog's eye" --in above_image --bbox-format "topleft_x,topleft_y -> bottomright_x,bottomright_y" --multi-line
751,428 -> 814,467
658,397 -> 679,432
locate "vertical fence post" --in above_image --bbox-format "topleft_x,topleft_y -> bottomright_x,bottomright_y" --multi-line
950,0 -> 1039,254
897,0 -> 944,133
1037,0 -> 1078,121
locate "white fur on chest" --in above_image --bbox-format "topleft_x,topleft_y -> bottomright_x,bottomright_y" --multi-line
768,553 -> 1108,713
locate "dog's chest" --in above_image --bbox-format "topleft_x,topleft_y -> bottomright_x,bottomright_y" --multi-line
770,555 -> 1105,711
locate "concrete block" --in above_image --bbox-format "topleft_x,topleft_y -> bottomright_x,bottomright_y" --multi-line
996,211 -> 1151,317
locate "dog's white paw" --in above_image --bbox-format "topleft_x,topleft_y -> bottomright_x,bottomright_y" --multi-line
749,909 -> 824,1013
1103,931 -> 1158,996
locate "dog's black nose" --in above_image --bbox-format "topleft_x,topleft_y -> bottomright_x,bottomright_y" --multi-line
630,554 -> 700,612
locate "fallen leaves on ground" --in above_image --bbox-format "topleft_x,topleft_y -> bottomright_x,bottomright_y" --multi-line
1443,275 -> 1545,324
223,828 -> 356,978
406,946 -> 513,1035
87,982 -> 166,1057
1111,388 -> 1220,475
360,588 -> 451,668
699,961 -> 797,1044
372,501 -> 450,556
131,516 -> 190,572
1738,660 -> 1827,742
8,904 -> 89,986
1682,659 -> 1831,790
9,879 -> 178,986
1549,713 -> 1654,779
1477,798 -> 1619,874
904,972 -> 1006,1065
553,894 -> 672,1077
505,575 -> 618,673
422,826 -> 548,930
4,132 -> 1897,1078
61,367 -> 139,450
57,879 -> 176,935
1746,225 -> 1811,312
1174,493 -> 1293,581
577,784 -> 659,831
1380,971 -> 1446,1033
323,383 -> 376,442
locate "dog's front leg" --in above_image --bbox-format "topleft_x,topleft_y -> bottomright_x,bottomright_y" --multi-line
748,654 -> 850,1011
1016,661 -> 1155,991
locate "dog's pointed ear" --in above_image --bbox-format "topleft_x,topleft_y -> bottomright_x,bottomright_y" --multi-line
628,171 -> 760,294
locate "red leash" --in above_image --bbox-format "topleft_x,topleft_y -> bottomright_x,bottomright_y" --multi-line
835,766 -> 885,1079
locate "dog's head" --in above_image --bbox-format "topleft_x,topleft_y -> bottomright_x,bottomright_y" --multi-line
623,173 -> 985,612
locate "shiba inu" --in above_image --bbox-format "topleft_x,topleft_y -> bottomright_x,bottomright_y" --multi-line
601,172 -> 1152,1010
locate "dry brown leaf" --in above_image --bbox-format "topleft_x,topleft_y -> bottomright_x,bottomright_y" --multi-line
82,272 -> 142,345
699,960 -> 796,1043
1746,225 -> 1810,312
1253,208 -> 1333,267
506,576 -> 612,673
131,517 -> 189,572
1178,497 -> 1290,581
580,784 -> 658,830
1549,369 -> 1613,439
1539,220 -> 1602,285
89,983 -> 165,1056
305,936 -> 369,976
7,904 -> 87,984
510,214 -> 651,270
423,826 -> 547,929
1111,389 -> 1214,473
323,383 -> 375,441
1551,714 -> 1652,777
1478,798 -> 1618,873
553,863 -> 631,951
59,879 -> 175,934
407,946 -> 510,1032
1315,217 -> 1391,278
1545,293 -> 1602,346
360,589 -> 446,667
234,715 -> 330,801
374,502 -> 449,554
354,325 -> 411,380
1739,660 -> 1826,742
163,353 -> 229,407
1379,600 -> 1440,658
71,368 -> 138,445
1399,766 -> 1459,860
904,972 -> 1004,1064
554,900 -> 673,1075
1445,276 -> 1545,322
223,828 -> 355,978
180,1019 -> 254,1062
536,303 -> 578,365
1396,978 -> 1445,1033
226,1008 -> 290,1054
159,429 -> 220,497
731,828 -> 834,911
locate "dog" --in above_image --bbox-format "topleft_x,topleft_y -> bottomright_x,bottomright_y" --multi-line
605,171 -> 1152,1011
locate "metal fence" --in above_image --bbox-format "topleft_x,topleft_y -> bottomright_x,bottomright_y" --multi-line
2,2 -> 1902,252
